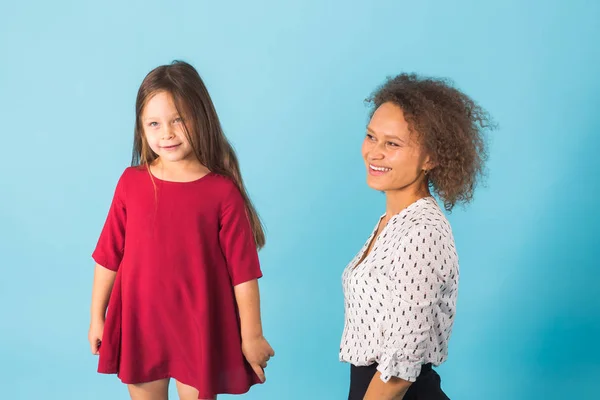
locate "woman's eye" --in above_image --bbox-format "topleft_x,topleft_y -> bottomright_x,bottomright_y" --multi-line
387,142 -> 400,147
366,133 -> 375,140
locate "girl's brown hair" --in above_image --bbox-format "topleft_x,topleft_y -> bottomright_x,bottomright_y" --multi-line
132,60 -> 266,249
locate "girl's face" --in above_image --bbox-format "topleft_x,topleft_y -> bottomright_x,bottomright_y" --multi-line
362,102 -> 433,193
141,91 -> 195,164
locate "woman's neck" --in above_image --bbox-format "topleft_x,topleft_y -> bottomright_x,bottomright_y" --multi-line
384,185 -> 431,217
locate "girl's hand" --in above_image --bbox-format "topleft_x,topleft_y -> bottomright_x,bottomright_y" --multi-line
242,335 -> 275,382
88,319 -> 104,355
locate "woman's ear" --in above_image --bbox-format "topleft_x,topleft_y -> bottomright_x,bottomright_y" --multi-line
422,154 -> 438,172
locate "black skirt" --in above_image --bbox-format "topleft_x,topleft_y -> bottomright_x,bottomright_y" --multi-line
348,363 -> 450,400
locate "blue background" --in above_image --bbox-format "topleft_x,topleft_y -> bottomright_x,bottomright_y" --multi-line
1,1 -> 599,399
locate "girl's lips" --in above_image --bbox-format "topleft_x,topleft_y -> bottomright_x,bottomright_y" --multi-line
161,144 -> 181,150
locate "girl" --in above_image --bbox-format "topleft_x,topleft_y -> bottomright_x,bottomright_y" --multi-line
340,74 -> 493,399
88,61 -> 274,400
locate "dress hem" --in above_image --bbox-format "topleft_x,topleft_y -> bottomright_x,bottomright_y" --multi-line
97,369 -> 260,397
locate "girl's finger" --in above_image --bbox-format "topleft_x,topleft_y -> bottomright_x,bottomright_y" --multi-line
251,363 -> 265,382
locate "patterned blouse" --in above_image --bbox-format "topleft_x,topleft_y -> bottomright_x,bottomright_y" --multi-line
340,196 -> 459,383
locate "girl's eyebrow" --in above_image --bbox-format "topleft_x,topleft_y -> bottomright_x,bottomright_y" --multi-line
142,113 -> 181,122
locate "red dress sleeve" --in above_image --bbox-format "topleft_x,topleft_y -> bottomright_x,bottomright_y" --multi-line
92,170 -> 127,271
218,182 -> 263,286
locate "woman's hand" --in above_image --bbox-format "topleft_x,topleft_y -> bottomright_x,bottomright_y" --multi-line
242,335 -> 275,382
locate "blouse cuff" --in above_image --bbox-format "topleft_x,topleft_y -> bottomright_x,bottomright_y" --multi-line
376,351 -> 421,383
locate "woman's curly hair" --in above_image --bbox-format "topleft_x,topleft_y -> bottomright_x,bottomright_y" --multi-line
367,73 -> 495,212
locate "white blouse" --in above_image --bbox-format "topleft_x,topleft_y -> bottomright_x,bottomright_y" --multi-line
339,196 -> 459,383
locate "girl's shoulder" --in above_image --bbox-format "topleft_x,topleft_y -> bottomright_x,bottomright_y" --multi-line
114,165 -> 146,180
113,165 -> 148,188
124,165 -> 149,178
116,167 -> 242,201
207,172 -> 242,198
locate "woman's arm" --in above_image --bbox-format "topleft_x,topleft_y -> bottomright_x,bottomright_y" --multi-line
364,371 -> 412,400
373,224 -> 457,390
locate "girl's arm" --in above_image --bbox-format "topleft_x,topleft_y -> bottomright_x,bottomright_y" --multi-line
234,279 -> 263,338
234,279 -> 274,382
88,264 -> 117,354
88,169 -> 128,354
218,181 -> 273,379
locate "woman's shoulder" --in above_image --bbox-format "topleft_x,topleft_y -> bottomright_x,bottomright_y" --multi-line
403,197 -> 453,238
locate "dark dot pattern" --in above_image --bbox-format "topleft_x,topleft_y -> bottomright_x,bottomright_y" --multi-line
339,197 -> 459,383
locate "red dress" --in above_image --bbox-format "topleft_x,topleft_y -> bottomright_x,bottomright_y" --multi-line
92,166 -> 263,398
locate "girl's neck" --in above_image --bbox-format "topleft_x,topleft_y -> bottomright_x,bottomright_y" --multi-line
151,158 -> 210,182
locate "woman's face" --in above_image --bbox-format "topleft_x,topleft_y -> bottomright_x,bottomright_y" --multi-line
362,102 -> 432,193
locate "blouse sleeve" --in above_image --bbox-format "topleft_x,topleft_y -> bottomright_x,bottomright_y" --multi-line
92,171 -> 128,272
377,224 -> 454,382
218,182 -> 263,286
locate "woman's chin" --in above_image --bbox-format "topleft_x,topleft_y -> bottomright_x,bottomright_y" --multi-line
366,177 -> 389,192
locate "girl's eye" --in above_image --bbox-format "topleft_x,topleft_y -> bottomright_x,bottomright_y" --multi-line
174,117 -> 183,123
149,122 -> 158,127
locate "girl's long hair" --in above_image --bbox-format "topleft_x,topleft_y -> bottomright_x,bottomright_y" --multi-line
132,60 -> 265,249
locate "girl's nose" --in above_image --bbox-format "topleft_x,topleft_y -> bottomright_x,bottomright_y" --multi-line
161,127 -> 175,140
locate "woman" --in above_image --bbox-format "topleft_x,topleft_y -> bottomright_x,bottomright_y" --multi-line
340,74 -> 493,400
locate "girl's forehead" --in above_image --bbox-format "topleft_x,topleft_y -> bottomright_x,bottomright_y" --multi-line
142,91 -> 179,115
